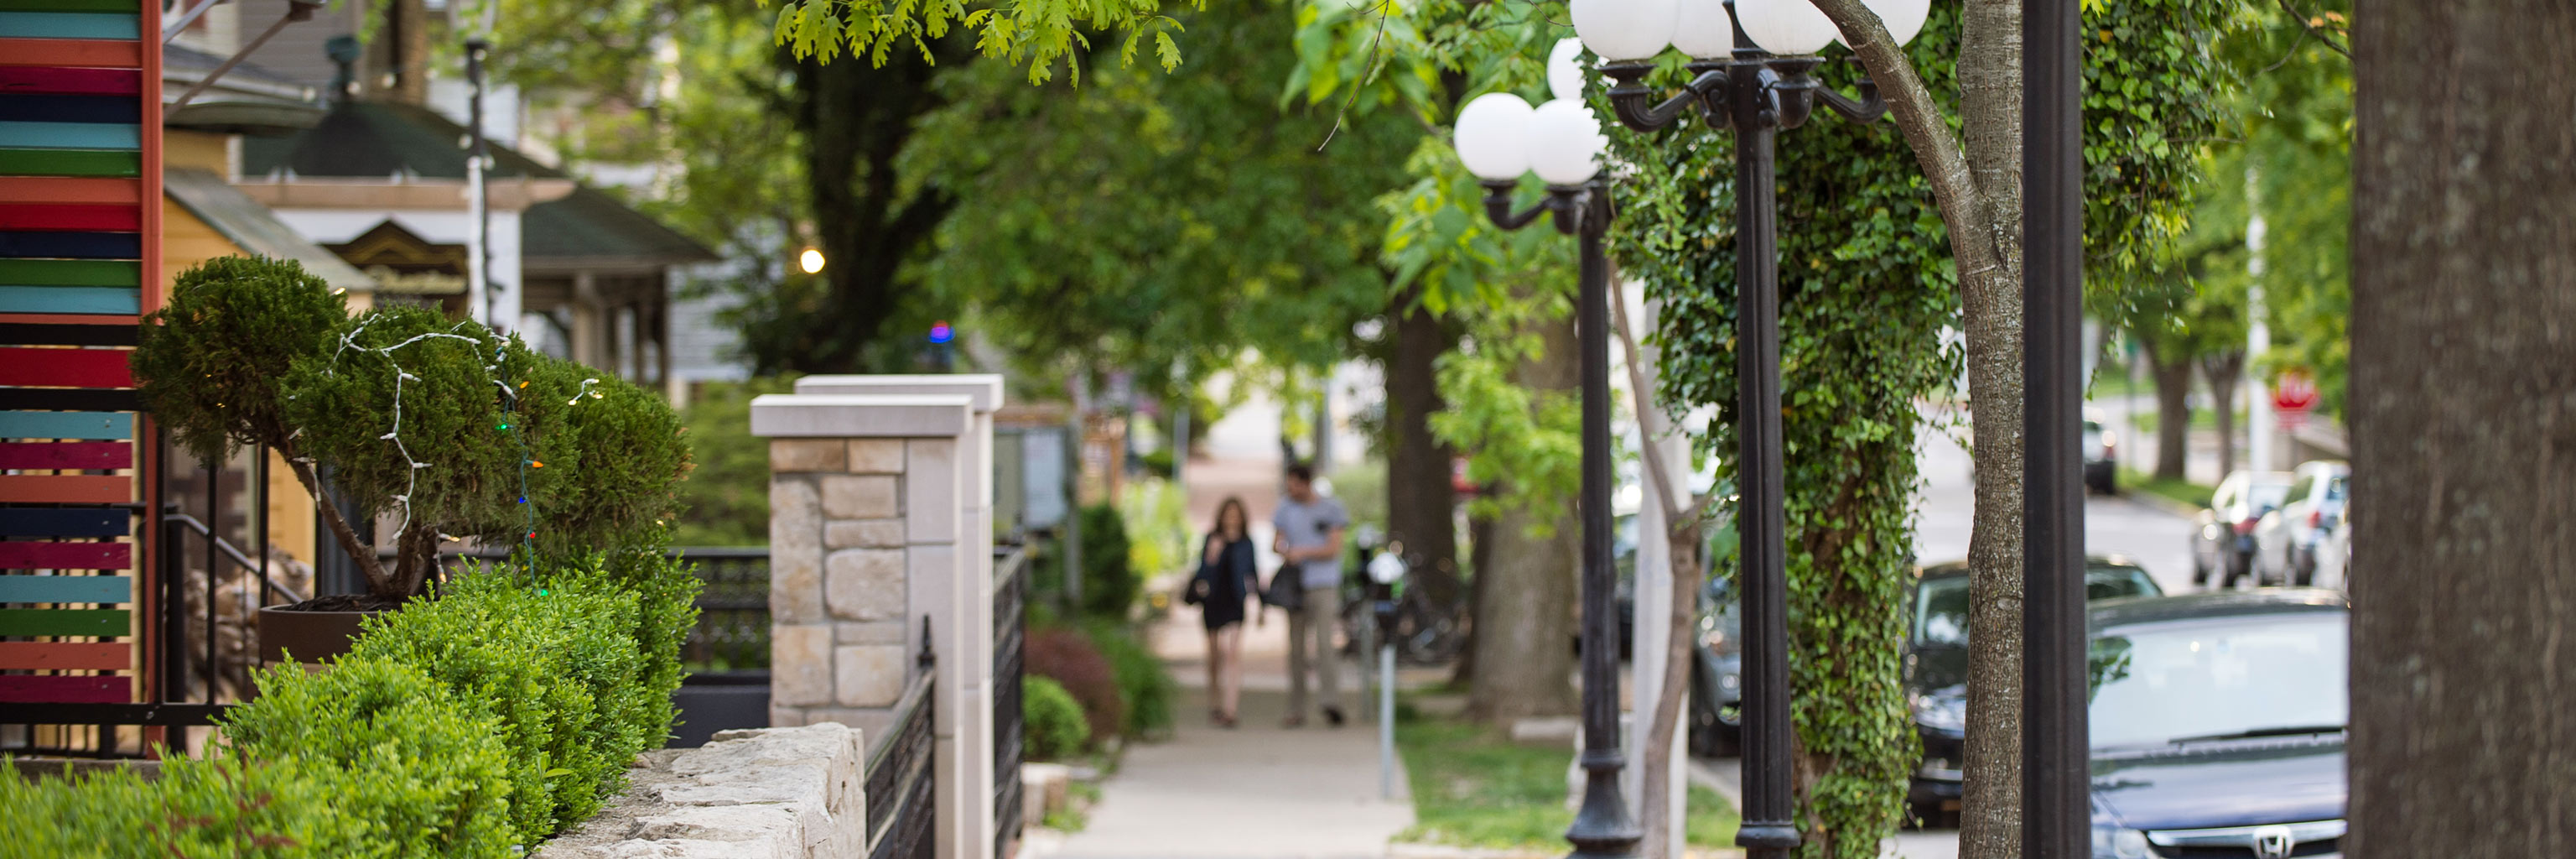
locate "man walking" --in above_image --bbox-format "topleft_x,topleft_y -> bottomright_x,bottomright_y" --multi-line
1274,464 -> 1348,727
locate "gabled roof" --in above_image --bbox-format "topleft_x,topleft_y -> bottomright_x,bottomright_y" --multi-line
163,167 -> 376,293
239,100 -> 717,268
162,44 -> 325,136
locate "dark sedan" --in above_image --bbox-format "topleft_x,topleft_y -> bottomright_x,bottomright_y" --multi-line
2086,589 -> 2347,858
1906,557 -> 2163,820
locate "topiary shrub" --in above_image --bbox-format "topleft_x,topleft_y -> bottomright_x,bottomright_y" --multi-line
1025,627 -> 1123,747
1022,676 -> 1090,762
0,753 -> 377,858
1076,503 -> 1136,618
134,257 -> 692,602
1081,619 -> 1175,738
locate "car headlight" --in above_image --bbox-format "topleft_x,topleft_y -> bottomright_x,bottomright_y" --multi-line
1718,670 -> 1740,692
2091,827 -> 2152,859
1909,692 -> 1966,732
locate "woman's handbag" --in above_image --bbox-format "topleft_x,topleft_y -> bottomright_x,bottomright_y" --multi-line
1259,569 -> 1304,612
1180,563 -> 1209,607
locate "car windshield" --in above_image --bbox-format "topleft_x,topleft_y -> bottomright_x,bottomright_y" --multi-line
2245,482 -> 2293,512
2088,612 -> 2347,749
1917,565 -> 2163,647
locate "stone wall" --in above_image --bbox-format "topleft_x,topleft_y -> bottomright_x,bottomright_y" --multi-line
768,435 -> 929,718
539,723 -> 866,859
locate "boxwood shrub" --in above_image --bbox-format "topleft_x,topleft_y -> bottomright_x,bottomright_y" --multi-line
1021,676 -> 1090,762
0,550 -> 700,856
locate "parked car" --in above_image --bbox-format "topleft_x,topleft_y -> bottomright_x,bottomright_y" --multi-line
2084,411 -> 2118,494
1904,557 -> 2163,820
2253,461 -> 2350,586
2308,498 -> 2352,591
1688,576 -> 1742,757
2191,471 -> 2297,588
2087,589 -> 2348,859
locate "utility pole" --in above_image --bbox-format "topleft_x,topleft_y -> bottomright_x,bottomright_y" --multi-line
2245,166 -> 2273,472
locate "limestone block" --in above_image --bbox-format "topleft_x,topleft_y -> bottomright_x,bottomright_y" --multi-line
824,549 -> 905,621
834,644 -> 906,707
847,440 -> 905,474
768,439 -> 845,473
823,519 -> 904,549
905,439 -> 959,544
538,723 -> 865,859
834,622 -> 906,645
771,624 -> 834,707
1022,762 -> 1072,829
819,475 -> 898,520
768,479 -> 824,624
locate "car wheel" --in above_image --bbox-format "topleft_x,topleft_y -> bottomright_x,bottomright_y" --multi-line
2192,552 -> 2210,586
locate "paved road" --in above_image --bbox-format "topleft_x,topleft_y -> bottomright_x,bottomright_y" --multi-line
1913,403 -> 2202,595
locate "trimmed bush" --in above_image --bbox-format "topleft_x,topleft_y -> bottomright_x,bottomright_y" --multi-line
1075,503 -> 1137,618
1081,619 -> 1176,738
220,658 -> 518,855
1022,676 -> 1090,762
1026,627 -> 1123,747
0,753 -> 376,858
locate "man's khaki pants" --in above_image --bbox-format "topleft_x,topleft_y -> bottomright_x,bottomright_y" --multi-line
1285,586 -> 1342,720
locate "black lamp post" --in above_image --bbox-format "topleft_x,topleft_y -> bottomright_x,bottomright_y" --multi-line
1561,0 -> 1927,856
1453,92 -> 1637,859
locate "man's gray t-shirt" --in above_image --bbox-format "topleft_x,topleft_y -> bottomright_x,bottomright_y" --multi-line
1274,495 -> 1349,590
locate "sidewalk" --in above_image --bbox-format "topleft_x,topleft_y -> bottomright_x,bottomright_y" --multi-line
1038,577 -> 1412,859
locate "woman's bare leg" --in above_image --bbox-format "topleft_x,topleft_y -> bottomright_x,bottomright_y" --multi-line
1218,624 -> 1245,719
1205,628 -> 1223,722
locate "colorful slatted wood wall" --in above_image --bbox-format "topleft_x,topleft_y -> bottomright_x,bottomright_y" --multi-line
0,0 -> 161,724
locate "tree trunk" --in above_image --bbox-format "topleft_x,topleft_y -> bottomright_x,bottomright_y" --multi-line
2201,351 -> 2243,476
1387,286 -> 1461,605
779,45 -> 958,374
2347,2 -> 2576,855
1451,512 -> 1493,688
1466,309 -> 1580,724
2142,337 -> 2194,481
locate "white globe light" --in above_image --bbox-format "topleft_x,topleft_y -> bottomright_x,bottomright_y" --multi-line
1527,98 -> 1606,185
1571,0 -> 1679,60
1547,37 -> 1588,102
1670,0 -> 1736,58
1453,92 -> 1536,180
1736,0 -> 1836,55
1863,0 -> 1928,47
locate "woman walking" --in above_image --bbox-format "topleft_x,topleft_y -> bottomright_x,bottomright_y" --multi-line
1191,497 -> 1262,727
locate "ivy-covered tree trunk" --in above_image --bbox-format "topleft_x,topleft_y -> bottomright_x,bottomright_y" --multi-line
1466,310 -> 1579,724
2141,337 -> 2194,481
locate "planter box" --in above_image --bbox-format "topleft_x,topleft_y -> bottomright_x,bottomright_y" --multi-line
667,670 -> 769,748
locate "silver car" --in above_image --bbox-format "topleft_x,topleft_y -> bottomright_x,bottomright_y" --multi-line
2253,461 -> 2350,586
2191,471 -> 2295,588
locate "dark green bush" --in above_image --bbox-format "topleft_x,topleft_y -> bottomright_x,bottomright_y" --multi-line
131,255 -> 350,466
1022,676 -> 1090,762
1076,503 -> 1136,618
1081,619 -> 1176,738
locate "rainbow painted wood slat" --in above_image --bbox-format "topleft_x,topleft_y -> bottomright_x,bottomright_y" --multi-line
0,0 -> 154,718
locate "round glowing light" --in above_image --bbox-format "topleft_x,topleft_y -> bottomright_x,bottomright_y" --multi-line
1453,91 -> 1537,181
929,321 -> 954,344
797,247 -> 826,274
1571,0 -> 1680,60
1737,0 -> 1837,55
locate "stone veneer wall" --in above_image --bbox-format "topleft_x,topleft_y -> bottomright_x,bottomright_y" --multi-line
769,436 -> 923,718
539,723 -> 866,859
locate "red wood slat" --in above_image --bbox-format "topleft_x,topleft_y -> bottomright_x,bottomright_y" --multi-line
0,541 -> 127,570
0,177 -> 138,205
0,475 -> 126,503
0,674 -> 126,703
0,641 -> 125,670
0,440 -> 127,469
0,204 -> 138,232
0,347 -> 127,388
0,67 -> 139,96
0,39 -> 139,69
0,313 -> 137,325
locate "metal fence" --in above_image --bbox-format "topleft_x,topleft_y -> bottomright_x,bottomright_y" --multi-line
865,633 -> 938,859
992,544 -> 1029,858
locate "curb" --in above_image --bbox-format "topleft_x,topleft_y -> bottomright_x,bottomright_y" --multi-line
2116,488 -> 2204,520
1389,844 -> 1745,859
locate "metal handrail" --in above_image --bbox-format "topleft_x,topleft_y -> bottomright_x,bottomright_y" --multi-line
164,512 -> 306,605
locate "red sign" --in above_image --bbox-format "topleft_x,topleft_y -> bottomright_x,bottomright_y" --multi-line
2272,369 -> 2318,431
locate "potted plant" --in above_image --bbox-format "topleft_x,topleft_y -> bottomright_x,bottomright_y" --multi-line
132,257 -> 688,660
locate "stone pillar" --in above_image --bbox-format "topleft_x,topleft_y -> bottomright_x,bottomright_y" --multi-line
756,377 -> 1002,859
793,376 -> 1000,859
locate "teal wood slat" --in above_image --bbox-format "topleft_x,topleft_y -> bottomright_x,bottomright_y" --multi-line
0,285 -> 138,314
0,122 -> 136,151
0,12 -> 138,39
0,411 -> 130,440
0,575 -> 128,603
0,607 -> 124,636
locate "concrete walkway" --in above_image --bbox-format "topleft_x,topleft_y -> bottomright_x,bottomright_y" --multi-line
1037,580 -> 1412,859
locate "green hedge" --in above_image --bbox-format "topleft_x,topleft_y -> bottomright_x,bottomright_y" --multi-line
0,551 -> 699,857
1022,676 -> 1090,762
1079,619 -> 1176,738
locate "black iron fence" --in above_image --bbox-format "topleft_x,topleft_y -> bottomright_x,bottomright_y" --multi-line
866,640 -> 938,859
993,544 -> 1029,858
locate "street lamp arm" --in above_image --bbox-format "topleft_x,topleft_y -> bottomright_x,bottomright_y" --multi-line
1478,180 -> 1555,231
1813,75 -> 1888,123
1601,61 -> 1729,133
1802,0 -> 1987,285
